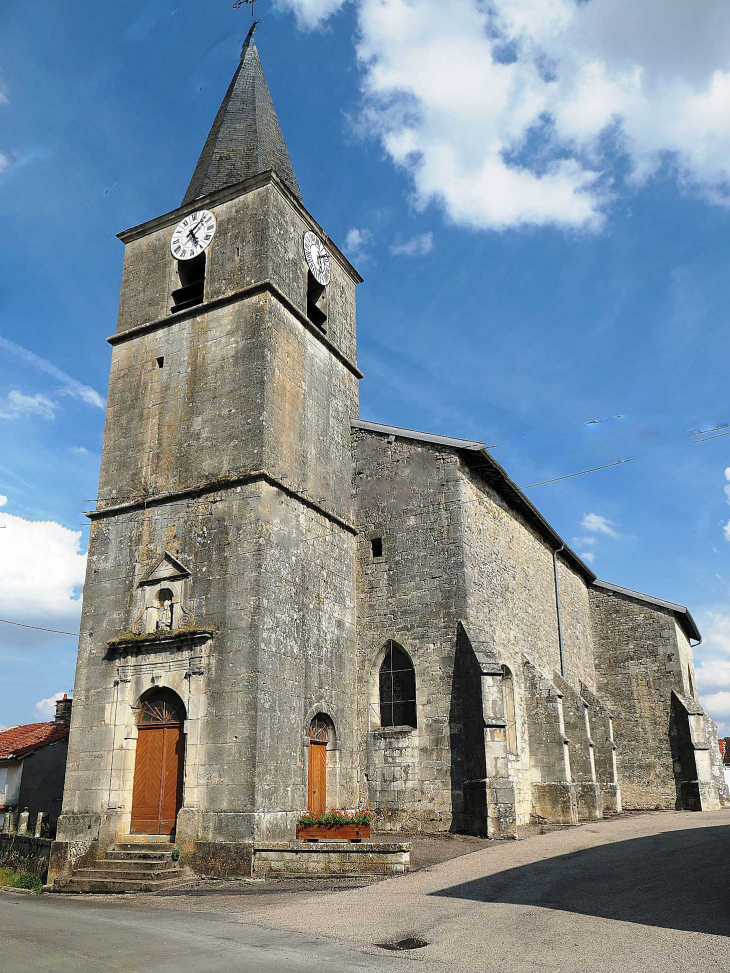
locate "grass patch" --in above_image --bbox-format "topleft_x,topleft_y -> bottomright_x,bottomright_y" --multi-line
0,867 -> 43,893
108,626 -> 213,647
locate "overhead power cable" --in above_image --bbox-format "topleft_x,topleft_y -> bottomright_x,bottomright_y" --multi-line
523,459 -> 635,489
0,617 -> 79,637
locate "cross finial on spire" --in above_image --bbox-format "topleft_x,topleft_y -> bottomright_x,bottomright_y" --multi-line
233,0 -> 257,17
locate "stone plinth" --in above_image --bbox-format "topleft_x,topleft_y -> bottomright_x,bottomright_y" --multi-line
253,840 -> 410,877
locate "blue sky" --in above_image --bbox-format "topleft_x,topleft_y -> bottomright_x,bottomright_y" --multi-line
1,0 -> 730,736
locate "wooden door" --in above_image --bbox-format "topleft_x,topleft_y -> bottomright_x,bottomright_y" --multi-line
131,723 -> 184,835
308,742 -> 327,814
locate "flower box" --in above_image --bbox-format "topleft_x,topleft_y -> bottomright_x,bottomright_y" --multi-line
296,823 -> 371,842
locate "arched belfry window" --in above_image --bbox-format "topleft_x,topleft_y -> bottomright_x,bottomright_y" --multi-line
501,665 -> 518,754
379,641 -> 417,728
137,688 -> 186,727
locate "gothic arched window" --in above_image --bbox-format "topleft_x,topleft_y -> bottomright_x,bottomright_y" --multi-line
379,642 -> 417,728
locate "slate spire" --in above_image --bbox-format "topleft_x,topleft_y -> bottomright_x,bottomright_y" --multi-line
182,23 -> 302,205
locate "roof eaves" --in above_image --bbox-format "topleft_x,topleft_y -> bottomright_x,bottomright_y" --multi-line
592,579 -> 701,642
351,418 -> 486,452
463,447 -> 596,582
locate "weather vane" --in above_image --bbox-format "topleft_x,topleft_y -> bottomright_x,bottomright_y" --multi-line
233,0 -> 257,16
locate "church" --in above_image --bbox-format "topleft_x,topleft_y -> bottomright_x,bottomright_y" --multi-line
50,27 -> 728,884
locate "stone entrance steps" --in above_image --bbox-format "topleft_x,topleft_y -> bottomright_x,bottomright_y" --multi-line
52,837 -> 196,893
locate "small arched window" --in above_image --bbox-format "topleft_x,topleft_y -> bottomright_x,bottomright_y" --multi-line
502,665 -> 518,754
137,688 -> 186,726
379,641 -> 417,728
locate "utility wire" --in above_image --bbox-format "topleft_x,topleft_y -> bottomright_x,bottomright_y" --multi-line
693,430 -> 730,444
523,459 -> 635,489
0,617 -> 79,637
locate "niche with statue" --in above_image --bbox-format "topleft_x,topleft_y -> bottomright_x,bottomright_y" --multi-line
133,552 -> 193,635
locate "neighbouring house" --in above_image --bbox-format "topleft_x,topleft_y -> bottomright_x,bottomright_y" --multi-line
50,26 -> 728,887
721,738 -> 730,789
0,696 -> 72,832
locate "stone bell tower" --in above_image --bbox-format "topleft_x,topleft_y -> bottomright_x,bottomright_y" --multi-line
51,25 -> 363,880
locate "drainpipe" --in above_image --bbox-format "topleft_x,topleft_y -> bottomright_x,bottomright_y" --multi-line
553,544 -> 566,677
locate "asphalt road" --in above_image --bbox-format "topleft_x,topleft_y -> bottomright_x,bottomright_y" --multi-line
3,809 -> 729,972
0,892 -> 411,973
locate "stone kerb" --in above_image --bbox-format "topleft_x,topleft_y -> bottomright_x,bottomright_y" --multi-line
252,839 -> 411,877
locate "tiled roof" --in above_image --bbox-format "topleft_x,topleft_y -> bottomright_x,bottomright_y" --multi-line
182,24 -> 301,205
0,721 -> 69,760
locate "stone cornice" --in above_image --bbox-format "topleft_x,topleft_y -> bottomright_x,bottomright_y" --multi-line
107,279 -> 364,380
85,468 -> 358,536
107,630 -> 213,655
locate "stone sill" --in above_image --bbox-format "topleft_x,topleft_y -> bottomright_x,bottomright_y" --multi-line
369,726 -> 416,738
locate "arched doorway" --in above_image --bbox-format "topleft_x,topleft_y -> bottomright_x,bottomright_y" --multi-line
307,715 -> 331,814
130,688 -> 185,835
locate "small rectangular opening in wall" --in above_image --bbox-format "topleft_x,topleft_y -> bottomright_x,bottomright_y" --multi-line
156,357 -> 165,369
371,537 -> 383,558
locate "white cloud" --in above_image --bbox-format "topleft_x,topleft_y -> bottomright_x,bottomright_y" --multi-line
700,691 -> 730,719
572,536 -> 596,546
283,0 -> 730,231
277,0 -> 349,30
579,551 -> 595,564
721,467 -> 730,541
0,495 -> 6,507
695,610 -> 730,737
0,337 -> 105,410
0,152 -> 10,175
70,446 -> 89,455
35,692 -> 65,718
0,510 -> 86,623
581,512 -> 621,538
390,232 -> 434,257
0,390 -> 56,421
344,227 -> 373,263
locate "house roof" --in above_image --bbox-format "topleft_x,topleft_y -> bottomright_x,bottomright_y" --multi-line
351,418 -> 701,641
0,721 -> 69,761
182,23 -> 301,205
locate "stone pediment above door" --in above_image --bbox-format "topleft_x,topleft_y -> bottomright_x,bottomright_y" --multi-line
139,552 -> 191,587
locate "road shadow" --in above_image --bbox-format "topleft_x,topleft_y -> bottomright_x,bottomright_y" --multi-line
430,823 -> 730,936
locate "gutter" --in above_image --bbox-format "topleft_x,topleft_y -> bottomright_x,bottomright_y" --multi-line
553,544 -> 566,677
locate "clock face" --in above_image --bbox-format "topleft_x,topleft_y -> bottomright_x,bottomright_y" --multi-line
303,230 -> 331,286
171,210 -> 217,261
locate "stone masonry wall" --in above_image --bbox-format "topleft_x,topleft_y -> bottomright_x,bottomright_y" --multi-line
57,178 -> 360,876
353,432 -> 467,832
591,587 -> 686,808
458,461 -> 597,826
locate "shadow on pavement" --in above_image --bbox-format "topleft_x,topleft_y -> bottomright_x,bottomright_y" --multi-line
430,824 -> 730,936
